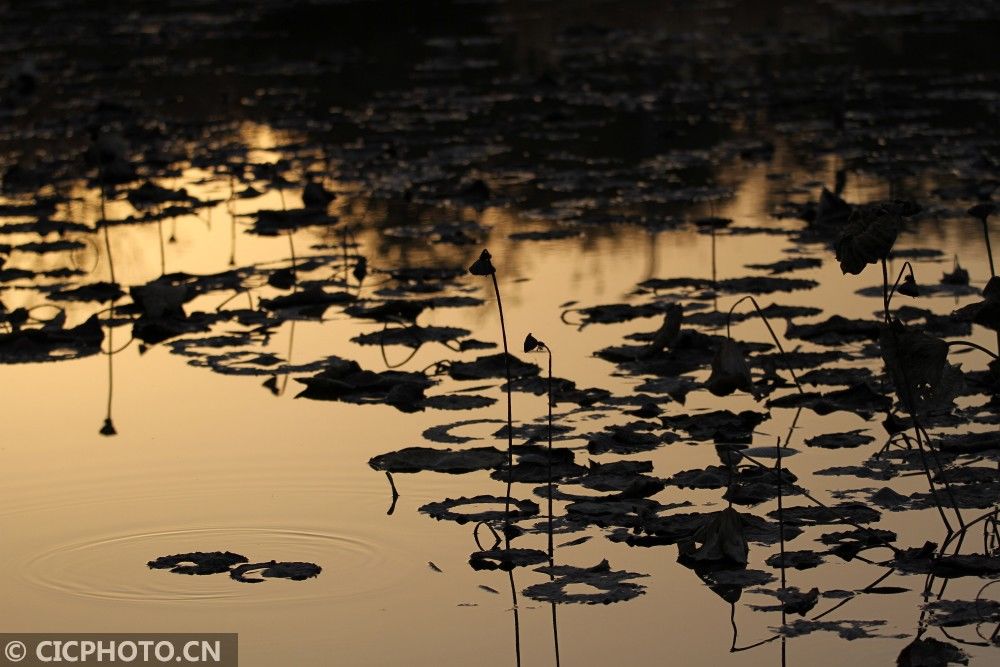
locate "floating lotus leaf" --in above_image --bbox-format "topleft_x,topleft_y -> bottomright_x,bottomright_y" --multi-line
923,598 -> 1000,627
765,550 -> 824,570
896,637 -> 968,667
469,548 -> 549,571
523,559 -> 648,605
448,353 -> 540,380
147,551 -> 248,575
419,495 -> 539,524
805,430 -> 874,449
368,446 -> 506,474
230,561 -> 321,583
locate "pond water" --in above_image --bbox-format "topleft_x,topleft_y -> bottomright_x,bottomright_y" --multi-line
1,2 -> 998,666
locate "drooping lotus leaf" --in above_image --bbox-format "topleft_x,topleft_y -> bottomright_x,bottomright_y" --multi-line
677,507 -> 748,565
879,321 -> 949,411
707,339 -> 754,397
230,561 -> 321,583
834,203 -> 902,275
148,551 -> 248,575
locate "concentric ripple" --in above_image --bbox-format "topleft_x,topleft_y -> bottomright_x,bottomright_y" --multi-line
24,526 -> 387,604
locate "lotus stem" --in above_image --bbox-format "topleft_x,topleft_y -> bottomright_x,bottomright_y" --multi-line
885,261 -> 916,305
97,162 -> 116,285
776,435 -> 786,592
385,472 -> 399,516
487,272 -> 515,539
982,218 -> 995,278
725,295 -> 804,395
545,345 -> 556,560
508,570 -> 522,667
881,258 -> 890,324
946,340 -> 1000,360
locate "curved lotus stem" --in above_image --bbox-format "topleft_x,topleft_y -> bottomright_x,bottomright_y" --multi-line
384,472 -> 399,516
725,295 -> 804,395
468,250 -> 514,536
946,340 -> 1000,360
885,261 -> 917,305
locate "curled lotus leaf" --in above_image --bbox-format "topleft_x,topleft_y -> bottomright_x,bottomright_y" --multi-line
834,203 -> 902,275
677,507 -> 749,566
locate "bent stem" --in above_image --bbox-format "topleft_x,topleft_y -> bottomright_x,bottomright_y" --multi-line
385,472 -> 399,516
946,340 -> 1000,360
725,295 -> 804,395
885,261 -> 916,305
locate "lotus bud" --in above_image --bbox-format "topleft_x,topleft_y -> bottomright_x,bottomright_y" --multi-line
468,249 -> 495,276
523,332 -> 544,353
898,273 -> 919,297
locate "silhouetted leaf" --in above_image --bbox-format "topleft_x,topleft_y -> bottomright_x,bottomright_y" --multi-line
230,561 -> 321,583
148,551 -> 248,575
524,560 -> 648,605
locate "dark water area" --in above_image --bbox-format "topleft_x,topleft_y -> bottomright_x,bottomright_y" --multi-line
1,1 -> 999,666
